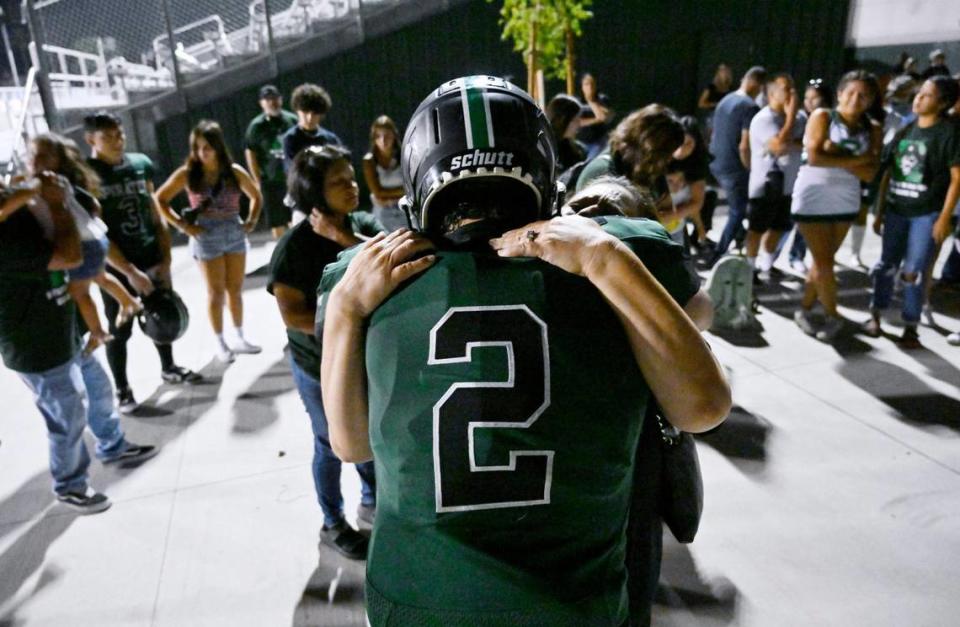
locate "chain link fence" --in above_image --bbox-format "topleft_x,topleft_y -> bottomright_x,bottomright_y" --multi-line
19,0 -> 421,157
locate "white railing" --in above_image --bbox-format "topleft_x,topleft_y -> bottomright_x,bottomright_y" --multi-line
28,40 -> 127,109
247,0 -> 353,48
153,15 -> 235,74
106,56 -> 175,92
1,67 -> 48,181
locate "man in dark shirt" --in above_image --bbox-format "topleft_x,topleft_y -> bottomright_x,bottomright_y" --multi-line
245,84 -> 298,239
708,65 -> 766,266
84,112 -> 201,414
0,175 -> 157,514
281,83 -> 343,174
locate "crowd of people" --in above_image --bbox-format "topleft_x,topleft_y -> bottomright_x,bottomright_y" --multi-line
2,46 -> 959,626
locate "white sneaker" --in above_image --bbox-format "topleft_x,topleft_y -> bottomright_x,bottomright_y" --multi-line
947,331 -> 960,346
815,316 -> 844,342
231,338 -> 262,355
217,344 -> 236,363
794,309 -> 816,336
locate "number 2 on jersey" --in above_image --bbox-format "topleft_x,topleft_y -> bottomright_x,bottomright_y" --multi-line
430,305 -> 554,512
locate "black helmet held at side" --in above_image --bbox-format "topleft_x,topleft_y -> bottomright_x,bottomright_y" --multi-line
399,76 -> 561,239
137,288 -> 189,345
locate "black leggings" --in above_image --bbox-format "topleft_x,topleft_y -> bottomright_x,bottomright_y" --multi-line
101,269 -> 174,390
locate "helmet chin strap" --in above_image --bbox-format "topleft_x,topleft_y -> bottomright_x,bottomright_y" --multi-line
399,196 -> 419,230
439,219 -> 507,251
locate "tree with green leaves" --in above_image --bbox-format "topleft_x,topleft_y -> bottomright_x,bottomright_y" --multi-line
490,0 -> 593,99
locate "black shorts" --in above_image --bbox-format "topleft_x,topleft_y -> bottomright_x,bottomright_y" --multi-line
747,195 -> 792,233
261,182 -> 292,228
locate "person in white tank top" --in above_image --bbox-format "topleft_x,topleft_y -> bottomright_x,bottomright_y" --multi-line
790,71 -> 882,342
362,116 -> 407,232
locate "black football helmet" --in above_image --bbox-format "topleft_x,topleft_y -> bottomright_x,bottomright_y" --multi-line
399,76 -> 561,238
137,288 -> 189,345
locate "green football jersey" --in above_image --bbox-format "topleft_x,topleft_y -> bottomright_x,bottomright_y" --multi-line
317,217 -> 696,626
87,153 -> 163,269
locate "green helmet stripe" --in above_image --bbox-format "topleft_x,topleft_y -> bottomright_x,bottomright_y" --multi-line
461,77 -> 494,149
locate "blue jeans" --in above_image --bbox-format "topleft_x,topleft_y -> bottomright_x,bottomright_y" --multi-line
289,355 -> 375,527
870,211 -> 938,324
712,169 -> 749,256
773,226 -> 808,263
17,352 -> 129,495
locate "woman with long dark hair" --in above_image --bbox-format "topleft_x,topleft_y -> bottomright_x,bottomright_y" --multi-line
361,115 -> 405,232
790,71 -> 882,342
667,115 -> 713,249
154,120 -> 262,363
546,93 -> 587,173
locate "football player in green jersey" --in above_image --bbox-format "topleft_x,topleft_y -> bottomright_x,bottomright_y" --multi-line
318,77 -> 730,626
85,112 -> 201,413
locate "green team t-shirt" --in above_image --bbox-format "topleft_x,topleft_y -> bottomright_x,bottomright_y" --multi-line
884,119 -> 960,218
317,217 -> 697,626
87,153 -> 163,269
267,212 -> 382,377
0,208 -> 79,373
245,110 -> 298,186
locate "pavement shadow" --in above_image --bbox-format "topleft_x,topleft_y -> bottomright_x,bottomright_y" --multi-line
0,359 -> 225,621
292,545 -> 368,627
901,346 -> 960,392
708,325 -> 769,348
837,354 -> 960,432
653,532 -> 739,625
232,355 -> 291,435
697,405 -> 772,476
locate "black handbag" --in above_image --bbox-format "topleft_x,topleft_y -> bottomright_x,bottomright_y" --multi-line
655,408 -> 704,544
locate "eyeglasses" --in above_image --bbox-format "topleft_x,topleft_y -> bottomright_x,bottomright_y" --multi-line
808,78 -> 824,87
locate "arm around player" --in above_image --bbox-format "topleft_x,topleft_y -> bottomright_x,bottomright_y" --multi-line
321,230 -> 436,462
490,215 -> 730,432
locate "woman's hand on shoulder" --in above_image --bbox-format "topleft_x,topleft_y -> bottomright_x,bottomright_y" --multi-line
329,229 -> 436,320
489,214 -> 622,278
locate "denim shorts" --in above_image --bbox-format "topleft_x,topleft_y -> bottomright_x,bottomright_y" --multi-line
68,237 -> 108,281
190,216 -> 247,261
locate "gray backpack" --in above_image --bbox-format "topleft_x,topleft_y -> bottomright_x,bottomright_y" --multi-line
706,255 -> 759,331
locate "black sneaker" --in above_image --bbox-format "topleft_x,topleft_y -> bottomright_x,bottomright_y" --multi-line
320,520 -> 369,560
357,503 -> 376,528
103,443 -> 160,467
116,387 -> 138,415
57,488 -> 112,514
161,365 -> 203,384
898,326 -> 922,350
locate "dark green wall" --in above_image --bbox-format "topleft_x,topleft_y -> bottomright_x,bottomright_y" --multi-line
153,0 -> 852,190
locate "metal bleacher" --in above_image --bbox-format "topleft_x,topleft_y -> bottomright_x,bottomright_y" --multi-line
5,0 -> 459,167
